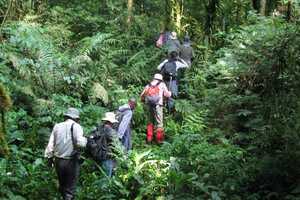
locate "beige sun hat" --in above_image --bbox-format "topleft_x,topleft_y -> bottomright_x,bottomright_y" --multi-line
101,112 -> 118,123
154,73 -> 163,81
64,107 -> 80,119
170,31 -> 177,39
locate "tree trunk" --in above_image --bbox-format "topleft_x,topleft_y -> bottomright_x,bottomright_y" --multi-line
252,0 -> 259,12
0,110 -> 9,157
164,0 -> 171,31
127,0 -> 133,29
171,0 -> 184,34
260,0 -> 266,16
286,0 -> 292,21
205,0 -> 219,37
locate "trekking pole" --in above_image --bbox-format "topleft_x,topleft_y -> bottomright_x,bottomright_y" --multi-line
168,73 -> 173,112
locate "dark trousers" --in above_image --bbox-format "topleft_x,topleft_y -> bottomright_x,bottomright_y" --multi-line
55,158 -> 80,200
166,79 -> 178,112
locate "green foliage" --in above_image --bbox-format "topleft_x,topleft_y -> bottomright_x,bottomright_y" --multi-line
1,1 -> 300,200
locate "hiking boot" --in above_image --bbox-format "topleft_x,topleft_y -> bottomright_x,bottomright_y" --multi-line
156,128 -> 164,144
146,123 -> 154,143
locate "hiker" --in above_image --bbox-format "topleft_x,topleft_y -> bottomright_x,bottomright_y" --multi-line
166,31 -> 181,55
140,73 -> 171,143
156,31 -> 171,48
45,108 -> 87,200
87,112 -> 120,177
117,98 -> 137,152
179,34 -> 194,67
157,51 -> 189,111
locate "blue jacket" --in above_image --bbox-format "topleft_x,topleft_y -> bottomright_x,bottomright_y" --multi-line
117,104 -> 133,139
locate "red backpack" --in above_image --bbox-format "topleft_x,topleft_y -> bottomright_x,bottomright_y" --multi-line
145,82 -> 161,106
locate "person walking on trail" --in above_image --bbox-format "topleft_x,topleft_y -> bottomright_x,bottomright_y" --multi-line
140,73 -> 171,144
117,98 -> 137,152
99,112 -> 119,177
86,112 -> 121,177
157,51 -> 189,111
45,107 -> 87,200
180,35 -> 194,67
156,31 -> 171,48
166,31 -> 181,55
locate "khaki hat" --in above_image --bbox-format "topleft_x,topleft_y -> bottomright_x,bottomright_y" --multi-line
154,73 -> 163,81
64,107 -> 80,119
170,31 -> 177,39
101,112 -> 118,123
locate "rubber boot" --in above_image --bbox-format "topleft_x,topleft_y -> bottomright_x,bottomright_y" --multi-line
146,123 -> 154,143
156,128 -> 164,144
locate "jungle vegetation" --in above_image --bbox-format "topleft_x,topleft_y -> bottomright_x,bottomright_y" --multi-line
0,0 -> 300,199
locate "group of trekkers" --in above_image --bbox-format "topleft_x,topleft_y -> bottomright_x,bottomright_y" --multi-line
44,31 -> 194,200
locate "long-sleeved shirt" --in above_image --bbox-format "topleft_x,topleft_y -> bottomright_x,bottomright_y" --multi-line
44,119 -> 87,159
117,104 -> 133,139
141,80 -> 171,106
157,58 -> 189,72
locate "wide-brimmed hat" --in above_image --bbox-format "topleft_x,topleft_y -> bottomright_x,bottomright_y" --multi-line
154,73 -> 163,81
101,112 -> 118,123
170,31 -> 177,39
64,107 -> 80,119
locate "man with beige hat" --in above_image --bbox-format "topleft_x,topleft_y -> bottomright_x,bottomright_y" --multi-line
45,107 -> 87,200
99,112 -> 119,176
166,31 -> 181,55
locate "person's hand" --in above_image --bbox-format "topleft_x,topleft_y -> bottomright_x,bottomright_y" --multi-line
47,157 -> 54,168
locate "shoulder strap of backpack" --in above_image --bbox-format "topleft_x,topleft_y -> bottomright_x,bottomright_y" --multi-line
70,123 -> 77,150
148,81 -> 161,88
53,128 -> 57,148
161,59 -> 170,72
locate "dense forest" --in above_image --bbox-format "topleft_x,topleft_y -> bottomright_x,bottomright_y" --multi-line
1,0 -> 300,199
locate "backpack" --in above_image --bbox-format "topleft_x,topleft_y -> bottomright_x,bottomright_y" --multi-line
86,126 -> 109,162
161,60 -> 177,80
144,82 -> 161,107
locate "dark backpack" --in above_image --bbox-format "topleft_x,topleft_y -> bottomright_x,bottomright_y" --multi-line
86,126 -> 109,162
161,60 -> 177,80
144,82 -> 161,107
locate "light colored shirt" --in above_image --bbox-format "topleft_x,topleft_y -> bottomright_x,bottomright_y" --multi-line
141,80 -> 171,106
44,119 -> 87,159
157,58 -> 189,71
117,104 -> 133,139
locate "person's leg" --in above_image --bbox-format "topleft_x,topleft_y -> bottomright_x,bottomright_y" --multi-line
155,105 -> 165,143
146,106 -> 155,143
54,158 -> 66,198
55,158 -> 79,200
127,128 -> 132,151
122,129 -> 131,152
167,80 -> 177,112
102,160 -> 114,177
64,159 -> 80,200
170,79 -> 178,97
